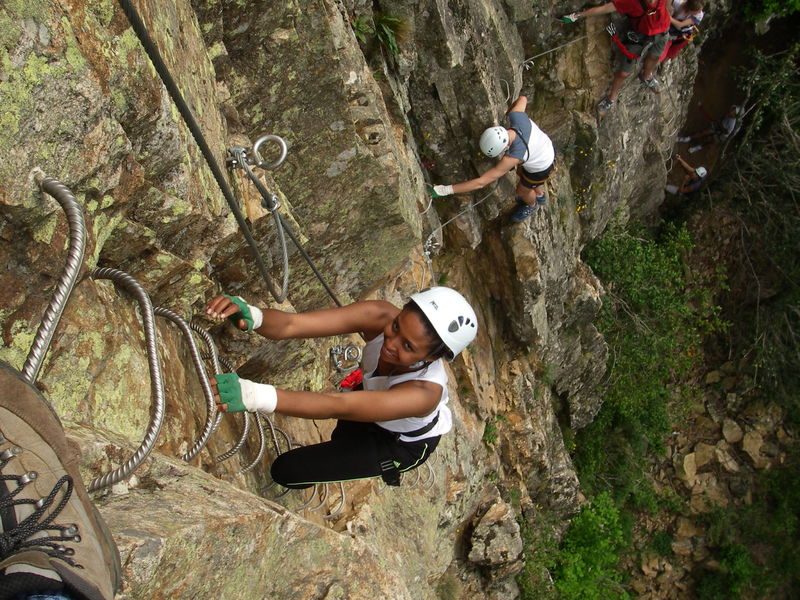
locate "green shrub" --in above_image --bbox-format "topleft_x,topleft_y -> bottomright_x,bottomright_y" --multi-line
650,531 -> 673,557
576,225 -> 719,503
517,513 -> 560,600
696,544 -> 757,600
742,0 -> 800,21
554,493 -> 628,599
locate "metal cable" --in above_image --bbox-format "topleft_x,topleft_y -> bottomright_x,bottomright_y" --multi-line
261,414 -> 283,457
22,176 -> 86,384
296,483 -> 318,510
307,483 -> 328,512
116,0 -> 286,302
88,267 -> 165,492
190,323 -> 224,432
215,412 -> 251,463
239,413 -> 267,473
323,482 -> 346,521
153,307 -> 217,462
233,149 -> 289,300
198,346 -> 258,463
217,355 -> 236,373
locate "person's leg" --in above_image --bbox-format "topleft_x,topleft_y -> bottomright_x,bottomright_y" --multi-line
515,180 -> 539,206
607,70 -> 630,103
640,53 -> 659,81
270,422 -> 435,489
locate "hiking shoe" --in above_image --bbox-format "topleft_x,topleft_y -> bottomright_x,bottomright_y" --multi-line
597,97 -> 615,116
689,144 -> 703,154
0,361 -> 121,600
510,200 -> 538,223
536,190 -> 548,207
677,136 -> 690,143
638,73 -> 661,93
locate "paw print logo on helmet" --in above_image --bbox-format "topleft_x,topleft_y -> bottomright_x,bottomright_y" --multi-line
410,287 -> 478,360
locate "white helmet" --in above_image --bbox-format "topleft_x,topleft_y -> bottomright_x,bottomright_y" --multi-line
409,287 -> 478,360
479,127 -> 509,158
695,166 -> 708,178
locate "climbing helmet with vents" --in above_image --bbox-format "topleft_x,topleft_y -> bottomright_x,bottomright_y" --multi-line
479,126 -> 509,158
409,287 -> 478,360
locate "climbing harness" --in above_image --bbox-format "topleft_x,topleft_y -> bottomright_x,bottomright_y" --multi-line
606,22 -> 644,60
88,267 -> 166,493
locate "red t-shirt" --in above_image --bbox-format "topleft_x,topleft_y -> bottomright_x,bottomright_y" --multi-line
612,0 -> 670,35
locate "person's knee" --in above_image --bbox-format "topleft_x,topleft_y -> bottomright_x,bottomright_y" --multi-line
270,453 -> 313,489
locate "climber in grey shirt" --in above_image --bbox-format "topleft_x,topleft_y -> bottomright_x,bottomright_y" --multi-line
430,96 -> 556,223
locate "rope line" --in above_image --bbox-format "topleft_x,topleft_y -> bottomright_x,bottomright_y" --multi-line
117,0 -> 287,302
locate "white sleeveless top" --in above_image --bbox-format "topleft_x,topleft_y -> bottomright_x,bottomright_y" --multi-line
361,334 -> 453,442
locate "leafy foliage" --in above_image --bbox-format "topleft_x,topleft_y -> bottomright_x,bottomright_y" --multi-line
741,0 -> 800,21
576,225 -> 721,504
351,12 -> 408,58
698,449 -> 800,596
554,493 -> 628,599
721,42 -> 800,426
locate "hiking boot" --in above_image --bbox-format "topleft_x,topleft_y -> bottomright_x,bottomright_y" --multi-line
596,96 -> 615,116
638,73 -> 661,94
0,361 -> 121,600
510,199 -> 538,223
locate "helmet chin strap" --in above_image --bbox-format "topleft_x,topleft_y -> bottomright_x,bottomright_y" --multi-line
408,342 -> 447,370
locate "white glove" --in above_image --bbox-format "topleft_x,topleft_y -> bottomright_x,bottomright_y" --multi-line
433,184 -> 454,197
561,13 -> 580,23
239,378 -> 278,413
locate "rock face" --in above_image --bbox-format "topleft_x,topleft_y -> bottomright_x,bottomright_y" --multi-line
1,0 -> 702,597
468,489 -> 525,580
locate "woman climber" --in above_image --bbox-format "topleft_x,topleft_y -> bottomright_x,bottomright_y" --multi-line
204,287 -> 478,489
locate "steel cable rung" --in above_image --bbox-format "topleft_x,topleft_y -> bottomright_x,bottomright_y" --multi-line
215,411 -> 251,463
190,323 -> 224,432
88,267 -> 166,492
22,176 -> 87,384
323,482 -> 346,521
153,307 -> 217,462
239,413 -> 267,473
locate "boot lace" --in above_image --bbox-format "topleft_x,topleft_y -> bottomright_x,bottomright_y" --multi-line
0,444 -> 83,569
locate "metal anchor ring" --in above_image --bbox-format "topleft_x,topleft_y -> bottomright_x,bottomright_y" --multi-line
252,135 -> 288,170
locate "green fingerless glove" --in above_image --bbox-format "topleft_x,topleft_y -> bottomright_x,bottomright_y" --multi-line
223,294 -> 262,332
215,373 -> 246,412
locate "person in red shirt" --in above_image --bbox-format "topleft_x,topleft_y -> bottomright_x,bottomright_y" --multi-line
563,0 -> 671,115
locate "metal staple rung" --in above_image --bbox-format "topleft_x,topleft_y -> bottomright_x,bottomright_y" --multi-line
88,268 -> 165,493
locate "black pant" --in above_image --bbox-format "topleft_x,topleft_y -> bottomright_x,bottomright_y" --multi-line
270,420 -> 439,489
